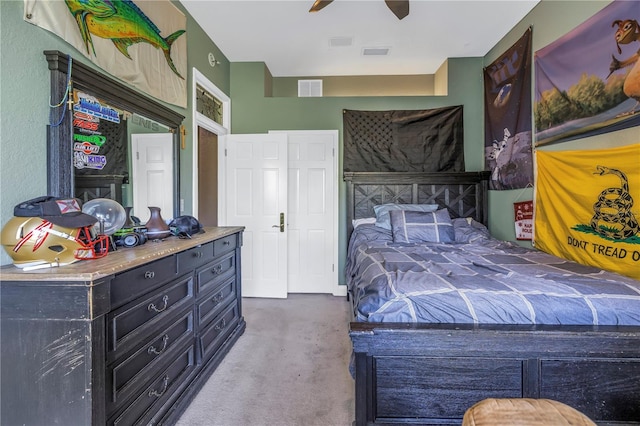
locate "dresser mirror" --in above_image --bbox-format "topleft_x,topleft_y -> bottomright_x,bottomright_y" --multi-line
45,50 -> 185,219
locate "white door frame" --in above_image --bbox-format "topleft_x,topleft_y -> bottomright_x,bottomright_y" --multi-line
191,68 -> 231,222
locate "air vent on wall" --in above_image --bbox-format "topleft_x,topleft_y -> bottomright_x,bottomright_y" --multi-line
298,79 -> 323,97
362,47 -> 390,56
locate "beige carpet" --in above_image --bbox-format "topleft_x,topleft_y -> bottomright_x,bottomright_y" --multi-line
175,294 -> 355,426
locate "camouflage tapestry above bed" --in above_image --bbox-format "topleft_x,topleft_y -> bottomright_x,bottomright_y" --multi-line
343,106 -> 464,172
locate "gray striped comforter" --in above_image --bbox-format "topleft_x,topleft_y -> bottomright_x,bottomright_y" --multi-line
345,224 -> 640,325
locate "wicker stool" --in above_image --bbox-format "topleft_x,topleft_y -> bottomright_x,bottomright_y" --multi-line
462,398 -> 597,426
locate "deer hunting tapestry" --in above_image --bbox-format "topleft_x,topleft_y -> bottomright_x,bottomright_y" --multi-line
484,28 -> 533,190
534,0 -> 640,146
24,0 -> 187,108
534,144 -> 640,280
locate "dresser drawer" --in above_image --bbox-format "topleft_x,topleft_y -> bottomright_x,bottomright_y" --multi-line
199,301 -> 240,363
108,276 -> 194,355
196,252 -> 236,296
176,242 -> 214,275
111,256 -> 177,307
197,275 -> 237,328
107,309 -> 194,413
109,344 -> 196,426
214,233 -> 238,256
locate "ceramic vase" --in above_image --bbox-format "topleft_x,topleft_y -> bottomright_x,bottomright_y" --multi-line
145,206 -> 171,239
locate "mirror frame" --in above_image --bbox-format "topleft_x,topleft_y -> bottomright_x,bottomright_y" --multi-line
45,50 -> 185,218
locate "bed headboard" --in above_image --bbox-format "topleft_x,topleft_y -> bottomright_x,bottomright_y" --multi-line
344,171 -> 490,239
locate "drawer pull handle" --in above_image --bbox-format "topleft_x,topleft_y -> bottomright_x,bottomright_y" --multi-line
215,318 -> 226,331
193,252 -> 203,258
212,292 -> 224,304
212,265 -> 223,275
148,375 -> 169,398
148,295 -> 169,313
148,334 -> 169,356
223,240 -> 230,245
144,271 -> 155,279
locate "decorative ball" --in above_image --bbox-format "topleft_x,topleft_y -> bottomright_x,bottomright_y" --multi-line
82,198 -> 127,236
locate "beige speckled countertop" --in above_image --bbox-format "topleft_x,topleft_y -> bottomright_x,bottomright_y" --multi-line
0,226 -> 243,282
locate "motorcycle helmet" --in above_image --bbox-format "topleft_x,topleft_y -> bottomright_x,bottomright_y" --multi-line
1,196 -> 107,269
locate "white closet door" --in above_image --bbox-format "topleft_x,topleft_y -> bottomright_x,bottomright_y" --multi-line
276,131 -> 337,294
224,133 -> 288,298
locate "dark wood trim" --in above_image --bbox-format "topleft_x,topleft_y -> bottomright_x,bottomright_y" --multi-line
91,315 -> 106,425
44,50 -> 184,217
350,322 -> 640,425
44,50 -> 184,126
344,171 -> 490,240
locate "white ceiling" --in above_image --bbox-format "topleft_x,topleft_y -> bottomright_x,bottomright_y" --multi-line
180,0 -> 539,77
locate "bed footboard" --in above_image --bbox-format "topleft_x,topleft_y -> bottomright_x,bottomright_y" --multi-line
350,322 -> 640,425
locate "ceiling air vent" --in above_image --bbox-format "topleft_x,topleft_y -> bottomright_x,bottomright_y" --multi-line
329,36 -> 353,47
362,47 -> 390,56
298,79 -> 323,97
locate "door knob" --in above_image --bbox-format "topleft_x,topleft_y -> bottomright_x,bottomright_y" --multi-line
272,212 -> 285,232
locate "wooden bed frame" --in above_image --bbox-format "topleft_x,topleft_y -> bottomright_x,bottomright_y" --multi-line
344,171 -> 640,426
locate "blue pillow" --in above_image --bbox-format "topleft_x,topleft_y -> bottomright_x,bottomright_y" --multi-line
452,217 -> 492,243
373,203 -> 439,230
390,209 -> 455,243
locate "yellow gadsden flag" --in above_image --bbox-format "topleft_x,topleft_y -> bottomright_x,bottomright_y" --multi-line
535,144 -> 640,280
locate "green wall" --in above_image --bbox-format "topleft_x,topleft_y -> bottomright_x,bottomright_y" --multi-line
229,58 -> 486,284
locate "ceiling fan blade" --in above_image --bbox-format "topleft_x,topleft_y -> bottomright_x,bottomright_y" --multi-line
309,0 -> 334,13
384,0 -> 409,20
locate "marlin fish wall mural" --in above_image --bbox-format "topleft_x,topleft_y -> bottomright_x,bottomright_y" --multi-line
64,0 -> 185,79
24,0 -> 188,107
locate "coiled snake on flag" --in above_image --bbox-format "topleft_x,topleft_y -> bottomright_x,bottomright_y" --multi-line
590,166 -> 639,239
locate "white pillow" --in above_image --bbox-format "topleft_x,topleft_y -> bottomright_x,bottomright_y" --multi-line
352,217 -> 376,228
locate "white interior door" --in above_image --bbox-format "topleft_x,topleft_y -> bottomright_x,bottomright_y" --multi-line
271,130 -> 338,294
131,133 -> 174,223
224,133 -> 288,298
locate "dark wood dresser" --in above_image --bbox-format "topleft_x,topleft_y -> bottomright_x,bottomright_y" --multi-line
0,226 -> 245,425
